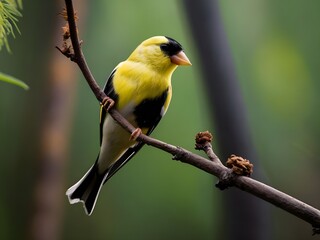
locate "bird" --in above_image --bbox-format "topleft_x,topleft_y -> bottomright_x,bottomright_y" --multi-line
66,36 -> 191,215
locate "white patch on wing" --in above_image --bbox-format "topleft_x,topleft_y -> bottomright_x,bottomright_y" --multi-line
160,106 -> 166,116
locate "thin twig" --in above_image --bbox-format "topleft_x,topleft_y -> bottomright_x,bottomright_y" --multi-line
64,0 -> 106,103
61,0 -> 320,234
194,131 -> 224,166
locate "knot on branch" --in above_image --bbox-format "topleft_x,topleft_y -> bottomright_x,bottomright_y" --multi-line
195,131 -> 213,150
215,169 -> 234,190
226,154 -> 253,176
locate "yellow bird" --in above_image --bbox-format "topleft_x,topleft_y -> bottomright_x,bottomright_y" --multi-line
66,36 -> 191,215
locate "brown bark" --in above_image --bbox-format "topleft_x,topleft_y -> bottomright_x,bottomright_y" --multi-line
27,2 -> 87,239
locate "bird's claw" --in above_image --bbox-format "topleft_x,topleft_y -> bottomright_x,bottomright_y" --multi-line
101,97 -> 115,111
130,128 -> 142,141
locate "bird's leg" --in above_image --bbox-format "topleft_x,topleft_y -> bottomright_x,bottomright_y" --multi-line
130,128 -> 142,141
101,96 -> 115,111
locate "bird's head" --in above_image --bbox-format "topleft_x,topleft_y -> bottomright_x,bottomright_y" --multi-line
128,36 -> 191,73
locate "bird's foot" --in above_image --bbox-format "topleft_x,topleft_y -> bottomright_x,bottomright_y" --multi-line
101,96 -> 115,111
130,128 -> 142,141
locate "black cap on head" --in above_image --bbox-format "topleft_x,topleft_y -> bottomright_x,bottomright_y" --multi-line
160,36 -> 183,56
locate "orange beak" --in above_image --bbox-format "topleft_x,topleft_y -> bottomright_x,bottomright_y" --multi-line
170,51 -> 192,66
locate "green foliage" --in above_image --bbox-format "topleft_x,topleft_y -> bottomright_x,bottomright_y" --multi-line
0,71 -> 28,89
0,0 -> 28,89
0,0 -> 22,52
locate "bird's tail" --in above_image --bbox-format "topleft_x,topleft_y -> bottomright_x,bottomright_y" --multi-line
66,164 -> 103,215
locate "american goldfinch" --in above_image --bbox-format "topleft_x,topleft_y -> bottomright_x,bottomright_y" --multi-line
66,36 -> 191,215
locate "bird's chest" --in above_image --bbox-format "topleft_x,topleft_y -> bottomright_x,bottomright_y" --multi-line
113,64 -> 172,128
117,87 -> 169,130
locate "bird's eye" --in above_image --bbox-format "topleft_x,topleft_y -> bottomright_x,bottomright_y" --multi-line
160,40 -> 182,56
160,44 -> 169,52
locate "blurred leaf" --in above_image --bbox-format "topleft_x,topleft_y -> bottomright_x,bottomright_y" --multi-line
0,72 -> 28,90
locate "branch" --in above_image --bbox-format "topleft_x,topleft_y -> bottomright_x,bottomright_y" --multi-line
60,0 -> 105,102
59,0 -> 320,235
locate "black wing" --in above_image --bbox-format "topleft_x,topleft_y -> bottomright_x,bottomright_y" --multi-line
100,68 -> 168,183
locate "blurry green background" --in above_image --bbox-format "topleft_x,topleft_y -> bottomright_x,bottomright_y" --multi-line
0,0 -> 319,239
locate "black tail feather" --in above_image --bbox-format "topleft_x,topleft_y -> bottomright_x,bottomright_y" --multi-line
66,164 -> 104,215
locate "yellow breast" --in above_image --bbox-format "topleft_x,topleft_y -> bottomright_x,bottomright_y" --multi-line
113,61 -> 174,110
